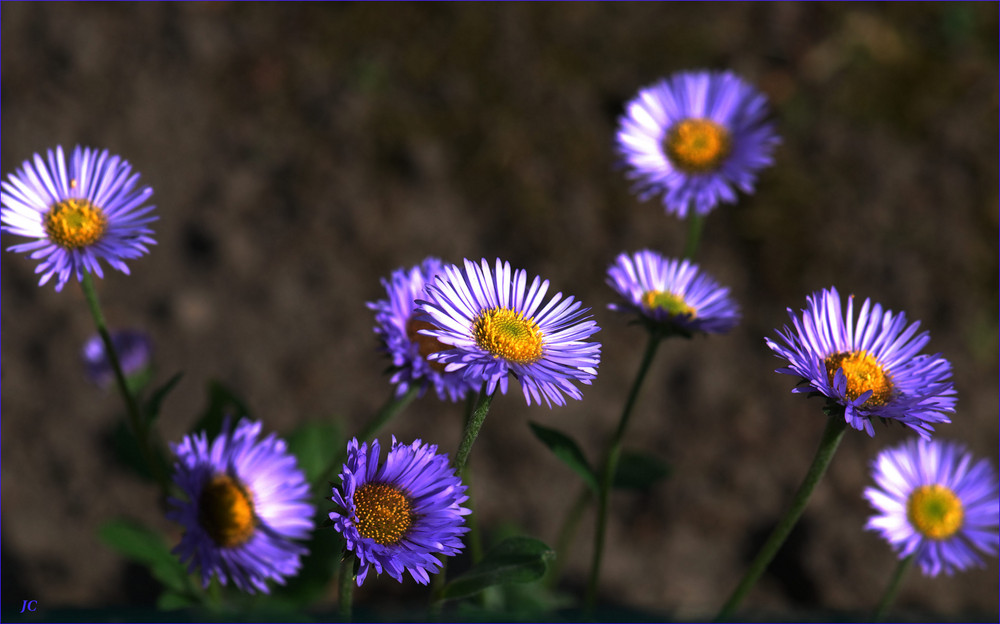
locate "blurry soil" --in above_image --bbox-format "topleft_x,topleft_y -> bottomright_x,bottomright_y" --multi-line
1,2 -> 997,620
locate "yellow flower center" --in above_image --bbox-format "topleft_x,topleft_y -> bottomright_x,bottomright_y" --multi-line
642,290 -> 696,318
406,317 -> 450,373
663,118 -> 732,173
472,307 -> 544,364
824,350 -> 894,407
354,482 -> 413,545
198,474 -> 257,548
43,198 -> 108,250
907,484 -> 964,540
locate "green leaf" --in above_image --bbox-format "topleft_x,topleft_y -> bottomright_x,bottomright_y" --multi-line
156,591 -> 197,611
439,536 -> 554,601
191,380 -> 251,438
99,519 -> 188,593
612,451 -> 672,491
144,371 -> 184,423
285,420 -> 343,486
528,422 -> 598,493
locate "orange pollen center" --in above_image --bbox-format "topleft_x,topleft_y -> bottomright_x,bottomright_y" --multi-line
472,307 -> 544,364
907,484 -> 964,540
198,474 -> 257,548
354,482 -> 413,545
406,317 -> 450,372
663,118 -> 732,173
824,350 -> 893,407
43,198 -> 108,249
641,290 -> 696,318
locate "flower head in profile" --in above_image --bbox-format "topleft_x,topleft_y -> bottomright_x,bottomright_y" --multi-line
607,250 -> 740,336
368,257 -> 479,402
864,438 -> 999,576
330,437 -> 470,586
1,145 -> 157,291
168,419 -> 316,594
766,287 -> 956,438
417,258 -> 601,407
81,329 -> 153,389
616,70 -> 779,218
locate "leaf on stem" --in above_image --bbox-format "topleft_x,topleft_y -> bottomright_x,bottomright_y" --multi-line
528,422 -> 599,493
439,536 -> 555,601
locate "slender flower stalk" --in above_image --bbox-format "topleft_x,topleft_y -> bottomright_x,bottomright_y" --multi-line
453,387 -> 495,474
339,553 -> 356,622
874,553 -> 914,622
81,273 -> 169,495
317,387 -> 420,488
586,331 -> 663,611
683,213 -> 705,259
715,415 -> 847,621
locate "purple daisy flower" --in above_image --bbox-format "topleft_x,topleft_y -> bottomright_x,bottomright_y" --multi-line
330,437 -> 470,586
607,250 -> 740,336
81,329 -> 153,389
416,258 -> 602,407
865,438 -> 999,576
766,287 -> 956,438
368,257 -> 479,402
616,70 -> 779,218
1,145 -> 157,291
168,419 -> 316,594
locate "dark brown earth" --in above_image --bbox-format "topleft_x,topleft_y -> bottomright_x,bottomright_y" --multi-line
2,2 -> 997,621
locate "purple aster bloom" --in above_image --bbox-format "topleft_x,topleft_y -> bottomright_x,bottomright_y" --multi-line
864,438 -> 999,576
168,419 -> 316,594
607,250 -> 740,336
417,258 -> 602,407
330,437 -> 470,586
81,329 -> 153,389
368,257 -> 479,402
766,287 -> 956,438
616,70 -> 779,218
1,145 -> 157,291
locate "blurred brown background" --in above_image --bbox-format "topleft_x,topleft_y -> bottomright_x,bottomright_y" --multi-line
2,2 -> 997,620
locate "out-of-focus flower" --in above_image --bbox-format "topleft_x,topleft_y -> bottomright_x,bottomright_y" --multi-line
168,419 -> 315,594
865,437 -> 999,576
81,329 -> 153,390
616,70 -> 779,218
368,257 -> 478,402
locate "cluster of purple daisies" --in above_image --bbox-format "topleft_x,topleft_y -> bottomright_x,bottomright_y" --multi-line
1,66 -> 995,606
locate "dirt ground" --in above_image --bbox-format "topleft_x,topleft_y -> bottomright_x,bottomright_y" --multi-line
2,2 -> 997,621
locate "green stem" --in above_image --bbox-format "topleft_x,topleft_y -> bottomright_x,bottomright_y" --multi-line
339,553 -> 355,622
545,486 -> 592,589
585,331 -> 663,612
874,554 -> 914,622
682,213 -> 705,259
80,274 -> 170,496
714,415 -> 848,622
317,386 -> 419,488
453,387 -> 495,474
357,385 -> 421,443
